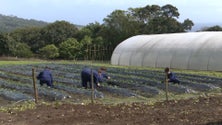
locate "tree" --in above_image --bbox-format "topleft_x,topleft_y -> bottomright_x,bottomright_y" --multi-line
39,44 -> 59,59
59,38 -> 82,59
10,27 -> 43,53
7,35 -> 18,56
0,33 -> 9,56
84,22 -> 102,38
129,5 -> 161,24
41,21 -> 79,46
102,4 -> 194,42
182,19 -> 194,31
11,42 -> 33,58
81,35 -> 92,45
161,4 -> 180,18
103,10 -> 140,46
0,34 -> 33,57
130,4 -> 189,34
148,17 -> 184,33
201,25 -> 222,31
76,27 -> 92,41
80,35 -> 92,60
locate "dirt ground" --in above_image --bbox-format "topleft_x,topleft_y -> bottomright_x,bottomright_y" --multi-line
1,95 -> 222,125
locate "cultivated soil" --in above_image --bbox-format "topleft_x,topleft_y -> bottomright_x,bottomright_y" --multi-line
1,95 -> 222,125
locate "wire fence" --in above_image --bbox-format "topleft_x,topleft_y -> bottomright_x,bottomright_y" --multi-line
84,45 -> 115,61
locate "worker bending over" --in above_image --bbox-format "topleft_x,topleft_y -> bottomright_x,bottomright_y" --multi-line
164,67 -> 180,84
37,66 -> 54,88
81,67 -> 110,89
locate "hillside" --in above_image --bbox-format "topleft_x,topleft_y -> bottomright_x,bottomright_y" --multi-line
0,14 -> 85,33
0,14 -> 49,33
191,22 -> 222,32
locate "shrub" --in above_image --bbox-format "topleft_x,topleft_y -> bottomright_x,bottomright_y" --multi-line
39,44 -> 59,59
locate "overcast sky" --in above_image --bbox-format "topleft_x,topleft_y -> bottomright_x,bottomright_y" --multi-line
0,0 -> 221,25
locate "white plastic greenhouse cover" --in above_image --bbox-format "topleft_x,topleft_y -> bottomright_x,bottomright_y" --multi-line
111,32 -> 222,71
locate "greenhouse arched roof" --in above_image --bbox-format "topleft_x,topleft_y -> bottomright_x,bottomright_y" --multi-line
111,32 -> 222,71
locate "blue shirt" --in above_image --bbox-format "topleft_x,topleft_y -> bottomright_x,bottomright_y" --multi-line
37,69 -> 53,83
167,72 -> 176,81
82,68 -> 108,83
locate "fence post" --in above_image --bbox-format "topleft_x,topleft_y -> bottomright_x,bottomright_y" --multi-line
91,68 -> 94,104
32,68 -> 38,104
165,73 -> 169,102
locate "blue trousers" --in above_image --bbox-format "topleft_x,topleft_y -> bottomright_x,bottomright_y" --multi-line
169,79 -> 180,84
40,80 -> 53,87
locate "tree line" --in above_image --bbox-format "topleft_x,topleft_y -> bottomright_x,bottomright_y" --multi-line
0,4 -> 221,60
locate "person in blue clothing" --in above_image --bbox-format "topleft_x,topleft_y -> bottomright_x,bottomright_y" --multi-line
37,66 -> 54,87
164,67 -> 180,84
81,67 -> 110,89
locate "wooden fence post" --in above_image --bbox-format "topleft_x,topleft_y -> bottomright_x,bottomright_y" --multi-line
165,73 -> 169,102
32,68 -> 38,104
91,68 -> 94,104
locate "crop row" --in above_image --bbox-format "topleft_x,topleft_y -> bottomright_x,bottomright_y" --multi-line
0,63 -> 222,102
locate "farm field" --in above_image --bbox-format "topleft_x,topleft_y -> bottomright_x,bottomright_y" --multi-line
0,61 -> 222,125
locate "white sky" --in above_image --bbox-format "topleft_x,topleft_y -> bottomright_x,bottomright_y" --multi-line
0,0 -> 221,25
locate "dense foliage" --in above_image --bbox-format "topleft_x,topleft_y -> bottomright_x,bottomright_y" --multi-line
0,4 -> 194,60
201,25 -> 222,31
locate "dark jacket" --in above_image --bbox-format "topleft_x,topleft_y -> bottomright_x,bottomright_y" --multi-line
81,68 -> 102,84
37,69 -> 53,84
167,72 -> 180,84
167,72 -> 176,80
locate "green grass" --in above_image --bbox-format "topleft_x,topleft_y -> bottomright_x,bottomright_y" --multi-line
0,60 -> 43,65
0,100 -> 36,112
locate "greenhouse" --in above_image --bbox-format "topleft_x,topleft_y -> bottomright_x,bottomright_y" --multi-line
111,32 -> 222,71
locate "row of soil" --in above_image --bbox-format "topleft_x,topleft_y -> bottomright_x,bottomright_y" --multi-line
0,63 -> 221,102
